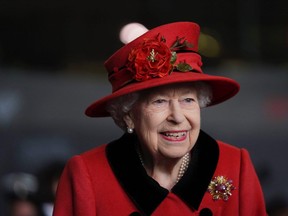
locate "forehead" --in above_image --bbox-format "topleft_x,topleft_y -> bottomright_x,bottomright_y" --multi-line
140,83 -> 196,97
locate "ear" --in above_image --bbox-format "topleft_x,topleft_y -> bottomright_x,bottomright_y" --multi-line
123,113 -> 134,129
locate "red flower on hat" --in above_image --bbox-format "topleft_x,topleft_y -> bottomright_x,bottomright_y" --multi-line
126,35 -> 173,81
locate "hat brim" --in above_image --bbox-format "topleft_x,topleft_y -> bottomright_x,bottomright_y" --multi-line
85,72 -> 240,117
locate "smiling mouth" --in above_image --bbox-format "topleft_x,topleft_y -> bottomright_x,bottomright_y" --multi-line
160,131 -> 187,141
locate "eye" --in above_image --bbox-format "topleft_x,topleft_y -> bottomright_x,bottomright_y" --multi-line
150,98 -> 169,109
153,99 -> 167,104
184,98 -> 195,103
180,97 -> 198,108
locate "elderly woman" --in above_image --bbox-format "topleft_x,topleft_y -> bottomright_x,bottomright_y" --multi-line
53,22 -> 267,216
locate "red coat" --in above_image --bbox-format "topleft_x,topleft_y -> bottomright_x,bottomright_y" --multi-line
53,131 -> 267,216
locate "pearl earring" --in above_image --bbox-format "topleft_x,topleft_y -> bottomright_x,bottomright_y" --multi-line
127,128 -> 134,134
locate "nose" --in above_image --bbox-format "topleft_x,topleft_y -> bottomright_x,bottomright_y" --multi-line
167,100 -> 185,123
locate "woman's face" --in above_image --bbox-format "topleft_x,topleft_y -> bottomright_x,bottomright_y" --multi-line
124,83 -> 201,159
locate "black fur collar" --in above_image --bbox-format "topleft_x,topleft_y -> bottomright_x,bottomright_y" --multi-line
106,130 -> 219,215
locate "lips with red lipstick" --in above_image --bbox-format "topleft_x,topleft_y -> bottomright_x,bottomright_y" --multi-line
160,130 -> 188,142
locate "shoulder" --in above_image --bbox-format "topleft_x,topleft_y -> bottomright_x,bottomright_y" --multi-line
215,140 -> 253,170
80,144 -> 108,165
65,144 -> 108,173
217,140 -> 248,156
81,144 -> 107,159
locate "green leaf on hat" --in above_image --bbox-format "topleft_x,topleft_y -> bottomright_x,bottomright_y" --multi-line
170,36 -> 193,50
176,62 -> 193,72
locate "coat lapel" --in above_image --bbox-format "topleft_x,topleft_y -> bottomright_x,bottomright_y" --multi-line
106,130 -> 219,215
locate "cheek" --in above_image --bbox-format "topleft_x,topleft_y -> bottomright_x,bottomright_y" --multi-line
134,113 -> 161,150
139,112 -> 164,131
134,111 -> 166,144
195,111 -> 201,126
188,110 -> 201,142
135,105 -> 166,129
188,109 -> 201,125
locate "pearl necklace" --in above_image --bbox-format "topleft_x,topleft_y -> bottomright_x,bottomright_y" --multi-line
136,148 -> 190,184
175,152 -> 190,183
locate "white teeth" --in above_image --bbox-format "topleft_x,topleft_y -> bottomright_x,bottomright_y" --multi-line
164,132 -> 186,137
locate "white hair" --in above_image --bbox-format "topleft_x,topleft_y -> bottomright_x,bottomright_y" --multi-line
106,82 -> 212,130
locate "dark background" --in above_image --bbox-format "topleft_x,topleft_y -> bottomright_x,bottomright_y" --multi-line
0,0 -> 288,215
0,0 -> 287,70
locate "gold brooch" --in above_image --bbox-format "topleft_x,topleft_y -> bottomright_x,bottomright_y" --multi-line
207,176 -> 235,201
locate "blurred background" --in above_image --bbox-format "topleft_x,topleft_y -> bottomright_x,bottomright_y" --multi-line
0,0 -> 288,215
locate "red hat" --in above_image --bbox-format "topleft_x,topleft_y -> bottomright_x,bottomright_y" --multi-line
85,21 -> 240,117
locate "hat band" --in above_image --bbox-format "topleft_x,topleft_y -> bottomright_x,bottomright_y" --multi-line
109,52 -> 203,92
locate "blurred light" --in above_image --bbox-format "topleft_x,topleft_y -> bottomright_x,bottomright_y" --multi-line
199,32 -> 221,58
0,91 -> 21,127
265,97 -> 288,121
119,22 -> 148,44
1,173 -> 38,198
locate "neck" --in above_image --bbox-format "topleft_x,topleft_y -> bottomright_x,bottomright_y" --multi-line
137,147 -> 190,189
